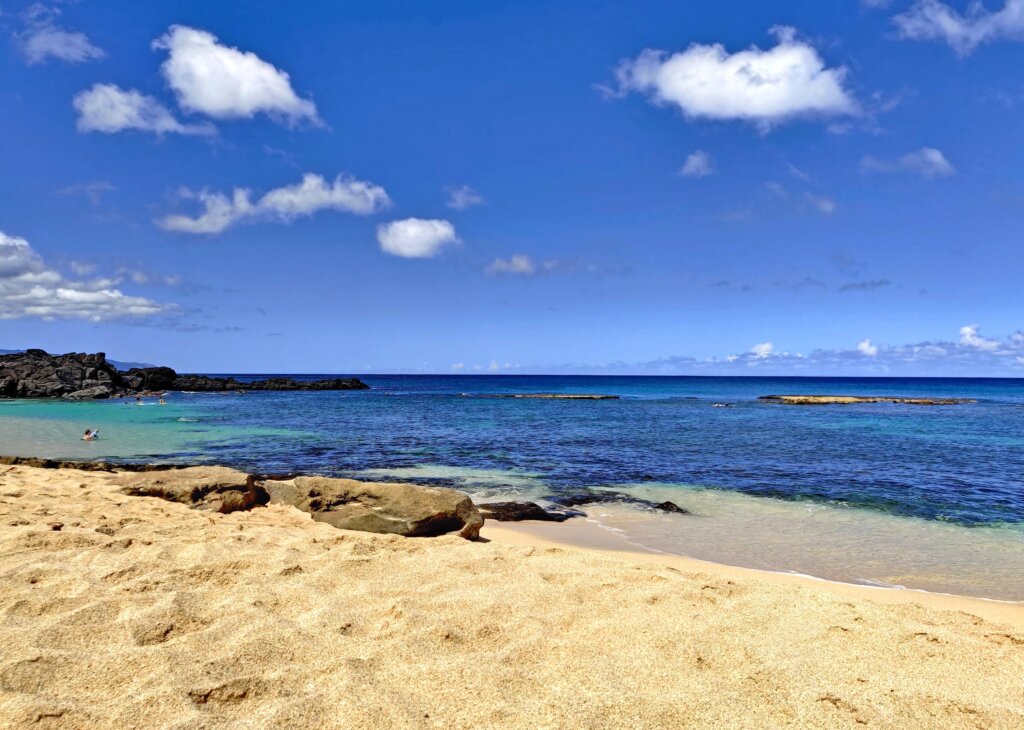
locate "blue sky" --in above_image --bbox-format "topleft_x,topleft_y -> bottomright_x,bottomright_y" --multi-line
1,0 -> 1022,374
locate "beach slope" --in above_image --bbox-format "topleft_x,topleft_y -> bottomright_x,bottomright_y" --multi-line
1,464 -> 1022,728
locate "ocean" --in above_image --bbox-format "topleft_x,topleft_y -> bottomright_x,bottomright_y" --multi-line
2,374 -> 1022,600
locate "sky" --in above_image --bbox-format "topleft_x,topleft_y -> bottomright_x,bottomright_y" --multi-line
1,0 -> 1022,375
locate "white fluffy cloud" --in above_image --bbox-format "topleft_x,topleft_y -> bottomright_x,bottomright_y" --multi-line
376,219 -> 459,258
894,0 -> 1024,55
610,26 -> 857,129
153,25 -> 320,125
860,147 -> 955,178
159,173 -> 391,234
73,84 -> 215,136
857,338 -> 879,356
680,150 -> 714,177
446,185 -> 484,210
751,342 -> 774,358
959,324 -> 1000,351
0,232 -> 171,321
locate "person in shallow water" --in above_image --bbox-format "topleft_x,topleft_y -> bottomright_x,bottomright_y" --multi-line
159,396 -> 166,405
135,396 -> 143,405
81,429 -> 98,441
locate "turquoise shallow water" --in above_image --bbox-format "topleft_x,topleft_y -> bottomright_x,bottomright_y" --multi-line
2,375 -> 1023,599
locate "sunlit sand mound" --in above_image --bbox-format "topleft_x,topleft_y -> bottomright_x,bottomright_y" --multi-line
1,464 -> 1022,728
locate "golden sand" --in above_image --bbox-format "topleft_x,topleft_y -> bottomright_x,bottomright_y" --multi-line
1,464 -> 1022,729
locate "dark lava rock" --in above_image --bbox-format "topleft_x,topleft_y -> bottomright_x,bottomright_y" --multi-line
0,349 -> 370,399
171,374 -> 369,392
477,501 -> 573,522
548,491 -> 691,515
0,349 -> 121,399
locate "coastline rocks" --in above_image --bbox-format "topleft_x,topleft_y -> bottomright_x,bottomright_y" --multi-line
548,491 -> 691,515
123,366 -> 177,392
114,467 -> 269,514
0,349 -> 120,398
263,476 -> 483,540
63,385 -> 113,400
477,501 -> 573,522
759,394 -> 975,406
466,393 -> 619,400
0,349 -> 370,399
170,374 -> 370,392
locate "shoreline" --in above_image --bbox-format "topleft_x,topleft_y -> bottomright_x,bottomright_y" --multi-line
482,518 -> 1024,628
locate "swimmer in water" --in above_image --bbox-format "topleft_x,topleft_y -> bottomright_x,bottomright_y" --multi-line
82,429 -> 97,441
159,396 -> 166,405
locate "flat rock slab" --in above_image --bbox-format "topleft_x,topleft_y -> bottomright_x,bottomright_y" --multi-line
759,395 -> 975,406
114,467 -> 269,514
263,476 -> 483,540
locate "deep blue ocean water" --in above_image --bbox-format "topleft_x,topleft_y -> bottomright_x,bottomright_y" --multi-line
5,374 -> 1022,527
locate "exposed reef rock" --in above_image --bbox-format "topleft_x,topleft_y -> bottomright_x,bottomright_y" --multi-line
477,501 -> 574,522
263,476 -> 483,540
465,393 -> 619,400
759,395 -> 974,406
0,349 -> 369,399
547,491 -> 691,515
0,456 -> 186,472
171,374 -> 368,392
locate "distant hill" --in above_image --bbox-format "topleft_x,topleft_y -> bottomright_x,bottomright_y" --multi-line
0,349 -> 154,372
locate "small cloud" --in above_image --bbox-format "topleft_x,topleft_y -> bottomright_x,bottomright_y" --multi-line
17,5 -> 105,65
159,173 -> 390,234
751,341 -> 774,358
861,147 -> 955,178
857,338 -> 879,356
445,185 -> 484,210
486,254 -> 536,276
606,26 -> 858,130
893,0 -> 1024,56
376,218 -> 459,259
680,150 -> 714,177
450,362 -> 465,372
73,84 -> 216,137
152,25 -> 320,126
959,323 -> 1000,351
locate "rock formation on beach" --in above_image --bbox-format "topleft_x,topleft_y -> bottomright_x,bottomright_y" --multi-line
112,466 -> 484,540
759,394 -> 974,406
0,349 -> 369,399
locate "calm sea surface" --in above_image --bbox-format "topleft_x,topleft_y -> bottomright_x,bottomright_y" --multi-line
2,375 -> 1023,599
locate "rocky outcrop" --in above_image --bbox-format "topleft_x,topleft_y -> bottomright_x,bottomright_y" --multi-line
0,455 -> 186,472
0,349 -> 370,399
122,366 -> 177,392
547,491 -> 691,515
64,385 -> 113,400
477,502 -> 573,522
263,476 -> 483,540
759,395 -> 975,406
171,374 -> 369,392
0,349 -> 120,398
114,467 -> 270,514
466,393 -> 619,400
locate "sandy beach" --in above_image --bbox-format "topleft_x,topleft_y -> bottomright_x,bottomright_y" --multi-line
1,464 -> 1023,729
